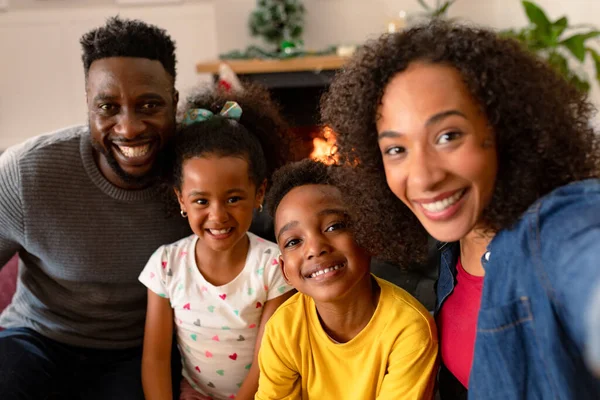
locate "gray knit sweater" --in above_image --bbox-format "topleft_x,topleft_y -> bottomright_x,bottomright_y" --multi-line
0,126 -> 190,349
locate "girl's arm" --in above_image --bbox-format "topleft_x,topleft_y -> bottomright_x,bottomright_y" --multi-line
235,290 -> 295,400
142,289 -> 175,400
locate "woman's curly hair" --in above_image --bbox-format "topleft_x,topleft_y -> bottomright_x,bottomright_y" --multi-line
321,22 -> 600,266
161,82 -> 291,215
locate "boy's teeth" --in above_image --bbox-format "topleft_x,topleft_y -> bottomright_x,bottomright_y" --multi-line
310,264 -> 342,278
421,189 -> 464,212
209,228 -> 231,235
118,144 -> 151,158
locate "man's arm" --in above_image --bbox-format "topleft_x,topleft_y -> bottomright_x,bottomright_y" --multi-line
0,149 -> 24,267
255,319 -> 301,400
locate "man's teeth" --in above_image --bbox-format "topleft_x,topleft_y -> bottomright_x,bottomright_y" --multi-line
421,190 -> 465,212
118,144 -> 151,158
310,264 -> 342,278
209,228 -> 232,235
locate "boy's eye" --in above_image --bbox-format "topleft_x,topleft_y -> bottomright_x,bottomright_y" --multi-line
283,238 -> 301,248
436,131 -> 462,145
325,221 -> 347,233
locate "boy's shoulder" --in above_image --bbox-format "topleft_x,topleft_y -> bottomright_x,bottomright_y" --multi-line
265,292 -> 307,333
375,276 -> 436,338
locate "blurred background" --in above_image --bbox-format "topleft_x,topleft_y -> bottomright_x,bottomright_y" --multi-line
1,0 -> 599,151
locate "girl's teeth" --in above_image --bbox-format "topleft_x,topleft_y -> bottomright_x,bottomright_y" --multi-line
118,144 -> 151,158
209,228 -> 231,235
310,264 -> 342,278
421,189 -> 465,212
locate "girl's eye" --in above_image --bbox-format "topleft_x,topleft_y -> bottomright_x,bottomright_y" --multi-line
437,131 -> 462,145
384,146 -> 406,156
325,221 -> 347,233
284,238 -> 301,248
195,199 -> 208,205
228,196 -> 242,204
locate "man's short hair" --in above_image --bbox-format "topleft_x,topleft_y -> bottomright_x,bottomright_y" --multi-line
80,16 -> 177,80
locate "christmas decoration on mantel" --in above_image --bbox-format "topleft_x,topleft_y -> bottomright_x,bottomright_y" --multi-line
220,0 -> 337,60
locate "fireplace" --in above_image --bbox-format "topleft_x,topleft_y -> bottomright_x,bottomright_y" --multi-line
196,56 -> 347,163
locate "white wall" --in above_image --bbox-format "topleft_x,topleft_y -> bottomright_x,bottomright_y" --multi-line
1,0 -> 599,150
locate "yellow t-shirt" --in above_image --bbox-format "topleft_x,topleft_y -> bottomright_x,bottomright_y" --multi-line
256,276 -> 439,400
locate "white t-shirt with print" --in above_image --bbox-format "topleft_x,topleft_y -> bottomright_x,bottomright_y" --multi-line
139,232 -> 293,400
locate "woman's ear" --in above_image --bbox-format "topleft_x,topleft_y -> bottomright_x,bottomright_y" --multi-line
279,255 -> 291,284
255,178 -> 268,209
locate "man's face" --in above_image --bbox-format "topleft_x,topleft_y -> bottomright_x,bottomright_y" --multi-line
86,57 -> 178,189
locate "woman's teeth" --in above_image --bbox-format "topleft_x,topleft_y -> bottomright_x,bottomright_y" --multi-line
209,228 -> 232,235
421,189 -> 465,212
310,264 -> 342,278
117,144 -> 151,158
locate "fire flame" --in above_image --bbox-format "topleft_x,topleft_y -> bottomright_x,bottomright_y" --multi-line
310,127 -> 338,165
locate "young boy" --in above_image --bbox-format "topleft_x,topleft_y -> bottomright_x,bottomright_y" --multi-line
256,159 -> 438,399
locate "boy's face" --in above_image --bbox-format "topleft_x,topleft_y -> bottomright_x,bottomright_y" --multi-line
274,184 -> 371,303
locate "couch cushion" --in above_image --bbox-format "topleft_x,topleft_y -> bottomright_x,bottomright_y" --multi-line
0,254 -> 18,314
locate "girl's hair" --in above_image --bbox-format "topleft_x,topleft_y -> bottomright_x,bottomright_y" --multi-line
168,82 -> 290,192
321,22 -> 600,265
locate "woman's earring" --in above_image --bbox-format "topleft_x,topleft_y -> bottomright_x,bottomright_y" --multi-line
180,210 -> 188,218
258,204 -> 264,213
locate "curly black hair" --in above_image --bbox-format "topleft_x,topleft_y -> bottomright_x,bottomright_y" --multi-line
167,82 -> 290,196
80,16 -> 177,80
321,22 -> 600,265
266,159 -> 334,218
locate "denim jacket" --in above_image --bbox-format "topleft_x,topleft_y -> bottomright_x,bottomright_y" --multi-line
435,179 -> 600,399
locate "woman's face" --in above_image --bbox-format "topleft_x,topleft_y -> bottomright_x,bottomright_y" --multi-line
376,62 -> 498,243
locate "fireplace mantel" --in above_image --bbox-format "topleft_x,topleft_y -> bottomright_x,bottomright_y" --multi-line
196,54 -> 348,75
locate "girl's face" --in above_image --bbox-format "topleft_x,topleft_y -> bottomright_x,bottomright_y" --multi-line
175,155 -> 266,253
376,62 -> 498,243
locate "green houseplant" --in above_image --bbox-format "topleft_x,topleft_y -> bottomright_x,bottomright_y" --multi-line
503,0 -> 600,93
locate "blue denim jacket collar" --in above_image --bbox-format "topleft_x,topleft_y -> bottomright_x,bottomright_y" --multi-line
434,179 -> 600,398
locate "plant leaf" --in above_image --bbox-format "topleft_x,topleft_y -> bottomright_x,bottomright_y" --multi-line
523,1 -> 551,34
552,16 -> 568,39
435,0 -> 457,17
561,31 -> 600,61
417,0 -> 431,10
588,48 -> 600,83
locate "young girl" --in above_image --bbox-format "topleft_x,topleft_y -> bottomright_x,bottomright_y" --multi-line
322,23 -> 600,399
139,84 -> 295,400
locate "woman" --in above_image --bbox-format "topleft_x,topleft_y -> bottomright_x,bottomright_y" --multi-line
322,22 -> 600,399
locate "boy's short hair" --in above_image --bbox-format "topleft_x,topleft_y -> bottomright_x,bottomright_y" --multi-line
266,159 -> 334,217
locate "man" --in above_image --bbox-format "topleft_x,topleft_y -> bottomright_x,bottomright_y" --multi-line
0,17 -> 189,399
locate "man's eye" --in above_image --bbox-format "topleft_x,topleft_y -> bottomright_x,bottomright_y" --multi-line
284,238 -> 301,248
437,131 -> 462,145
141,102 -> 160,110
384,146 -> 405,155
99,104 -> 116,112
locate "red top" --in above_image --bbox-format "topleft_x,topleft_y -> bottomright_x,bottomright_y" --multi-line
437,257 -> 484,388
